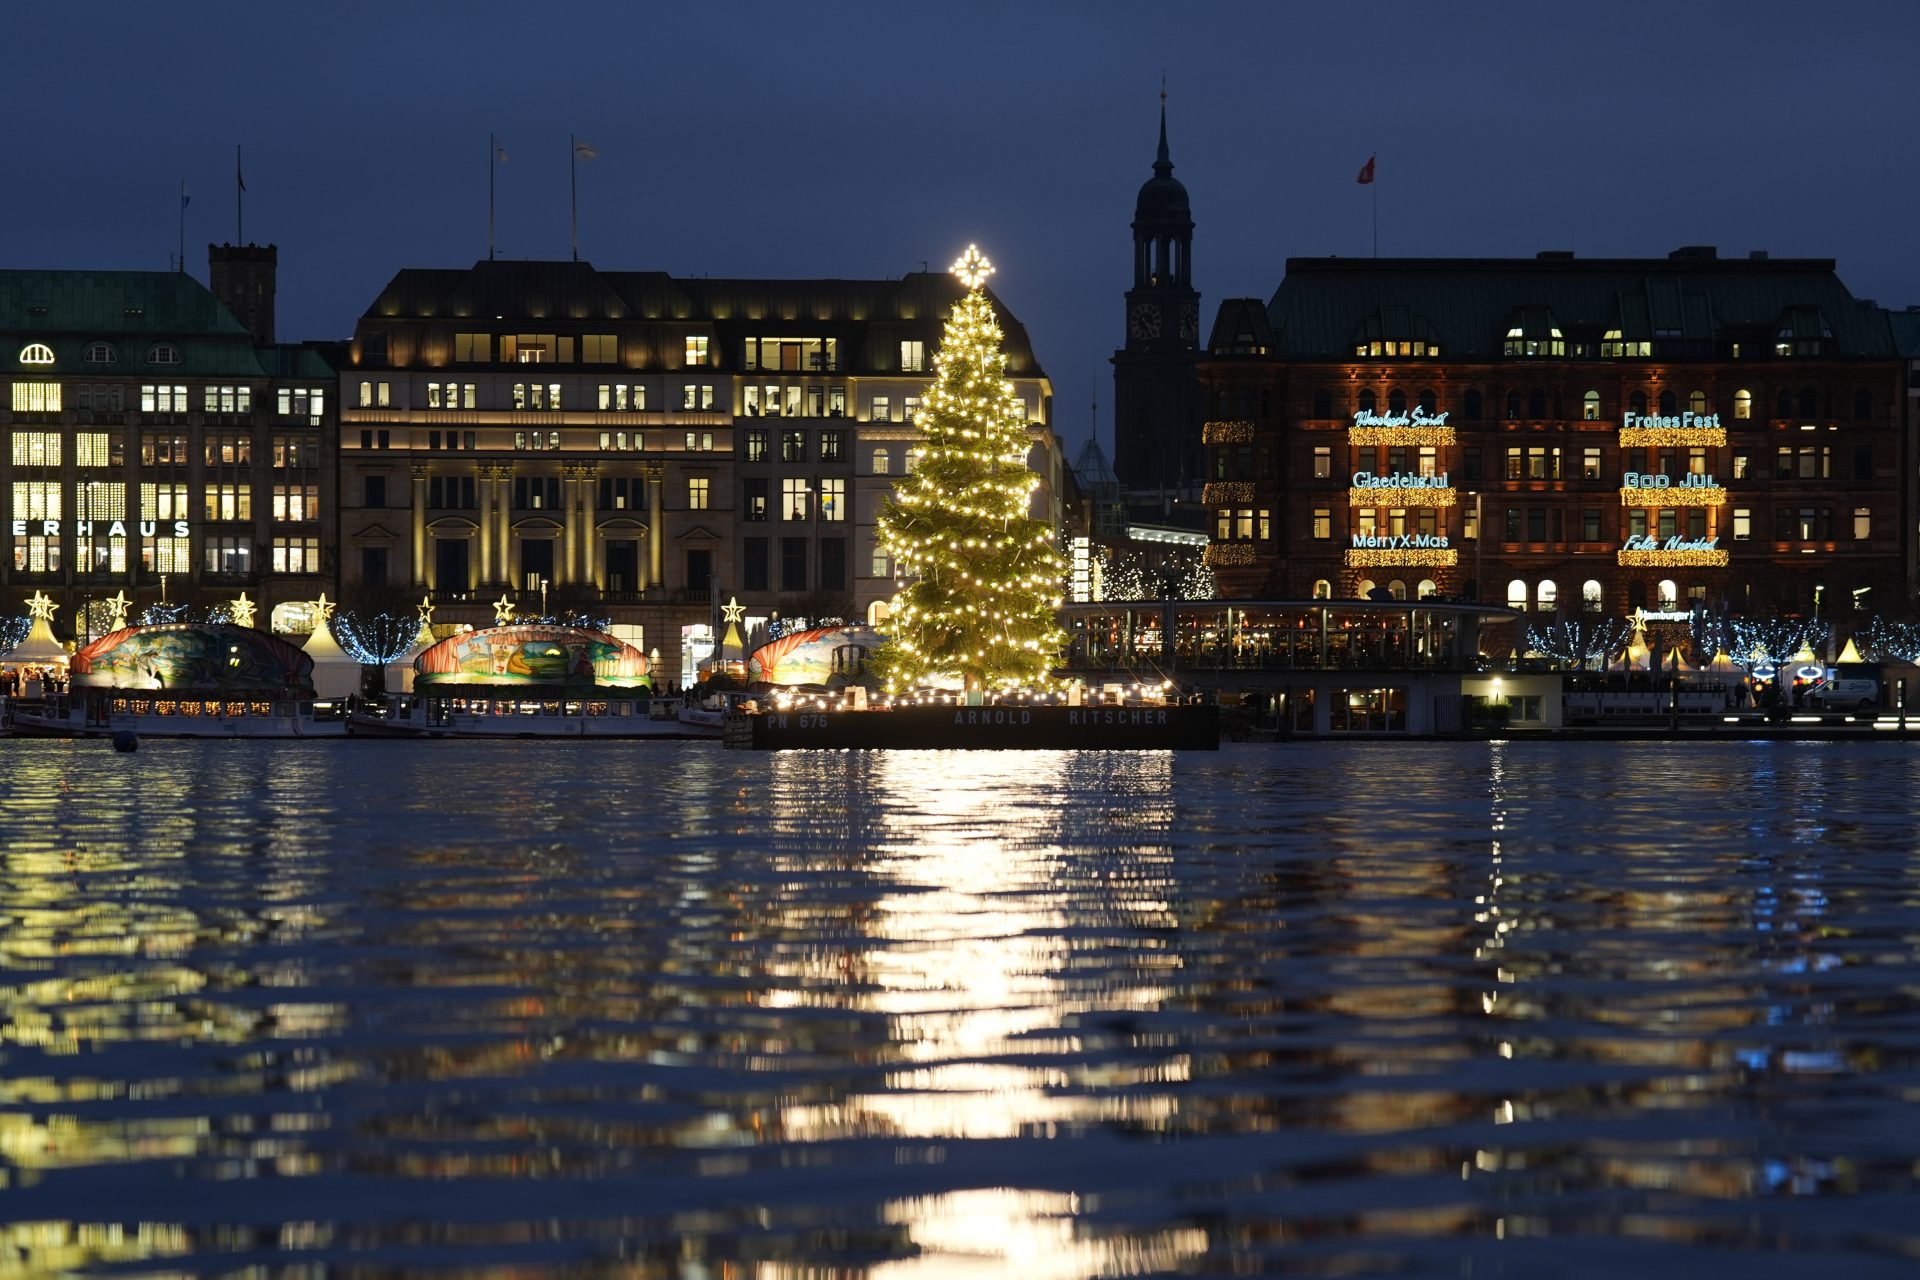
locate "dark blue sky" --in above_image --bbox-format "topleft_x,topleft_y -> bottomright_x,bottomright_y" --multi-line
12,2 -> 1917,456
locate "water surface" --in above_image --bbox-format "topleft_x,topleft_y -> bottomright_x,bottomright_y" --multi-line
2,739 -> 1918,1276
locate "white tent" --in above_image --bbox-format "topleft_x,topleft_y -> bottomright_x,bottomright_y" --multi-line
302,617 -> 364,698
1607,619 -> 1653,672
1837,637 -> 1865,665
2,616 -> 69,668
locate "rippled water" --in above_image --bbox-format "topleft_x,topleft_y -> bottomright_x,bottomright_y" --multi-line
3,739 -> 1920,1277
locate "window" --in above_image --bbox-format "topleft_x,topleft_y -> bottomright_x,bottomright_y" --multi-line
12,431 -> 60,466
782,429 -> 808,462
1527,508 -> 1547,541
1629,510 -> 1648,538
872,547 -> 892,579
874,395 -> 896,423
688,476 -> 709,510
132,383 -> 180,412
812,429 -> 842,463
1504,508 -> 1521,541
146,343 -> 181,365
819,537 -> 846,592
780,537 -> 807,592
271,537 -> 321,574
900,340 -> 925,372
365,475 -> 387,508
274,387 -> 325,420
1507,579 -> 1528,610
81,342 -> 116,364
1687,447 -> 1707,476
1312,508 -> 1331,539
597,383 -> 644,411
744,429 -> 767,462
782,477 -> 809,520
1854,446 -> 1873,481
903,396 -> 921,423
682,384 -> 714,410
1537,580 -> 1557,612
203,484 -> 251,521
744,478 -> 769,521
273,484 -> 319,522
11,480 -> 61,520
204,537 -> 251,576
8,381 -> 59,413
512,476 -> 562,510
683,431 -> 713,451
1312,446 -> 1331,479
1503,326 -> 1565,358
1854,507 -> 1871,540
1657,509 -> 1677,539
1732,507 -> 1751,540
819,477 -> 845,521
1657,580 -> 1679,611
1734,389 -> 1751,419
684,336 -> 709,366
1582,580 -> 1603,613
1582,508 -> 1601,541
12,530 -> 59,573
1582,390 -> 1600,420
1505,447 -> 1523,480
454,333 -> 491,362
743,538 -> 770,591
582,334 -> 619,363
428,475 -> 477,509
873,447 -> 889,475
1581,447 -> 1602,480
1601,329 -> 1651,358
1689,390 -> 1707,416
598,476 -> 642,511
1462,504 -> 1478,540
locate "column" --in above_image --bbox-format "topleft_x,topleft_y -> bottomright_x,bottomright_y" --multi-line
558,467 -> 578,586
580,464 -> 599,588
497,466 -> 513,587
410,464 -> 428,587
476,463 -> 495,587
645,462 -> 665,591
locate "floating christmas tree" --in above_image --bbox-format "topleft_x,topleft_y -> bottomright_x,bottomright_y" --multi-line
871,246 -> 1067,693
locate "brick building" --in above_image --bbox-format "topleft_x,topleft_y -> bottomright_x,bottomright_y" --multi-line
1198,251 -> 1910,623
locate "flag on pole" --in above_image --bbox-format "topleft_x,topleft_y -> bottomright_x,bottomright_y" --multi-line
573,139 -> 598,161
496,140 -> 508,163
1356,154 -> 1376,185
180,188 -> 191,211
237,151 -> 246,192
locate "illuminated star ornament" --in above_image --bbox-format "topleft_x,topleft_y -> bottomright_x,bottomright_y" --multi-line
950,244 -> 994,290
312,592 -> 337,623
493,595 -> 516,626
25,590 -> 57,621
231,592 -> 257,629
721,596 -> 746,626
103,591 -> 131,630
417,595 -> 435,627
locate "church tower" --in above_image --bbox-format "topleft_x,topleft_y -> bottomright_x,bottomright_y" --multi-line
1111,96 -> 1204,509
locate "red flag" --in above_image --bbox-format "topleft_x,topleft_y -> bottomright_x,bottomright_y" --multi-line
1356,155 -> 1376,185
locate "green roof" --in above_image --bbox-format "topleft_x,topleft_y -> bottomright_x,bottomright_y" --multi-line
0,269 -> 283,378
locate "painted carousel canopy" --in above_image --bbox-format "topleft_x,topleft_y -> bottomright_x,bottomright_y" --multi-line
72,624 -> 316,695
747,625 -> 885,686
414,625 -> 651,688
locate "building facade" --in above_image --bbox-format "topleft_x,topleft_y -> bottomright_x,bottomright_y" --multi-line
337,260 -> 1058,682
1197,251 -> 1911,624
0,250 -> 337,638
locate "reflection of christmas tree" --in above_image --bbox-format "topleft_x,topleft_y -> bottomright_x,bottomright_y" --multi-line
871,247 -> 1065,692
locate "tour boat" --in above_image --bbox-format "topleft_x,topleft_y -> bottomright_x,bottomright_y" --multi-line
347,690 -> 693,739
9,690 -> 350,739
676,689 -> 752,739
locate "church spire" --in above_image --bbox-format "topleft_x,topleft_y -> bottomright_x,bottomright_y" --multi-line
1154,82 -> 1172,176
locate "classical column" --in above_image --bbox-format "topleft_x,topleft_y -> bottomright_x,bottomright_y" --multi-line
410,464 -> 429,587
475,463 -> 495,587
579,464 -> 599,588
645,462 -> 665,591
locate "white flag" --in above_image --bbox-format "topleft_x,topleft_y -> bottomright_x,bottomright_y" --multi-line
573,140 -> 598,161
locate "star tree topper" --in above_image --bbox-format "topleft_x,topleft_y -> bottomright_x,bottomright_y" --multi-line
417,595 -> 435,627
231,592 -> 257,629
312,592 -> 337,624
951,244 -> 994,290
25,590 -> 57,621
103,591 -> 131,630
721,597 -> 746,626
494,595 -> 516,626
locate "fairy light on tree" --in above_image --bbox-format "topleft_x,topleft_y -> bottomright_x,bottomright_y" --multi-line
870,245 -> 1067,693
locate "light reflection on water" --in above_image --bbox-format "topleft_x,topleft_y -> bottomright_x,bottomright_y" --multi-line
3,740 -> 1920,1276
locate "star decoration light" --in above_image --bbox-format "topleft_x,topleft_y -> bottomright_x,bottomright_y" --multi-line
231,592 -> 257,629
25,590 -> 56,621
950,244 -> 994,290
722,596 -> 746,626
494,595 -> 516,626
104,591 -> 131,630
312,592 -> 337,623
417,595 -> 435,627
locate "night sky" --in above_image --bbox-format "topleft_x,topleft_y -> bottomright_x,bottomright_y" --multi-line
12,1 -> 1918,457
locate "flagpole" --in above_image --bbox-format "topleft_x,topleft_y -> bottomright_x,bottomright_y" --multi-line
235,144 -> 244,243
177,180 -> 186,274
1372,152 -> 1378,257
489,133 -> 497,261
569,134 -> 579,262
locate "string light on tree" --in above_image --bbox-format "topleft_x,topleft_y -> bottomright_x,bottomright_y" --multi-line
869,246 -> 1067,694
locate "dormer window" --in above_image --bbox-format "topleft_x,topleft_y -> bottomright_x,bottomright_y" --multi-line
1352,339 -> 1433,358
1503,326 -> 1564,357
1774,309 -> 1832,357
82,342 -> 117,364
1600,329 -> 1651,359
18,343 -> 55,365
147,342 -> 181,365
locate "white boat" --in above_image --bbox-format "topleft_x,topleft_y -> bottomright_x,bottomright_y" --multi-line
677,690 -> 753,739
9,691 -> 350,739
347,691 -> 697,739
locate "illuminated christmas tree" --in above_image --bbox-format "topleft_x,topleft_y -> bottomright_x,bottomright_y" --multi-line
871,246 -> 1067,693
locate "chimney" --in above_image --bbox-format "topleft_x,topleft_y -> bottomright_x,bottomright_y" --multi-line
208,242 -> 277,344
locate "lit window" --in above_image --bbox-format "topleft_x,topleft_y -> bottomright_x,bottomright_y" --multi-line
1734,389 -> 1752,419
871,395 -> 891,422
688,477 -> 710,510
781,477 -> 809,520
1312,508 -> 1331,539
1854,507 -> 1871,540
1732,508 -> 1752,540
18,343 -> 55,365
819,477 -> 845,522
900,340 -> 925,372
10,382 -> 61,413
11,432 -> 60,466
682,383 -> 714,410
582,334 -> 619,363
1582,390 -> 1600,420
684,336 -> 709,366
873,447 -> 890,475
1312,446 -> 1331,479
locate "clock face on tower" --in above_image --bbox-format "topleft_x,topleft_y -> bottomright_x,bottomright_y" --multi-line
1129,303 -> 1161,341
1178,303 -> 1199,341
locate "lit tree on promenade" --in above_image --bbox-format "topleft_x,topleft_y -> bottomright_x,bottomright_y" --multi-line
870,245 -> 1066,693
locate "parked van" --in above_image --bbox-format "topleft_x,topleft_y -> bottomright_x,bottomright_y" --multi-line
1805,677 -> 1879,710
